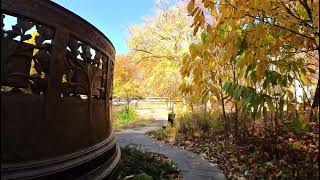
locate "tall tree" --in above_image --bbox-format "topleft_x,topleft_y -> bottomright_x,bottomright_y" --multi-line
184,0 -> 319,123
127,1 -> 195,109
113,55 -> 142,109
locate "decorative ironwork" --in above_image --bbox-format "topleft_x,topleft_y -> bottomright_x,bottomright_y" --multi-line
1,0 -> 119,179
1,13 -> 54,95
63,37 -> 107,99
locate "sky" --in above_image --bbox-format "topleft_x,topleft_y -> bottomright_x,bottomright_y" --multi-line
52,0 -> 157,55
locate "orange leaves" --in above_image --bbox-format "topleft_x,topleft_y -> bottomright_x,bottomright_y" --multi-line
187,0 -> 195,14
189,7 -> 199,16
194,10 -> 205,35
193,22 -> 201,36
256,62 -> 266,79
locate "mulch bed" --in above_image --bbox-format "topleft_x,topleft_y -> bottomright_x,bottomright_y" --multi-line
148,123 -> 319,179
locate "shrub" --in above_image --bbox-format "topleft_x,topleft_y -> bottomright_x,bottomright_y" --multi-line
148,125 -> 178,143
178,111 -> 221,133
148,110 -> 222,142
133,173 -> 153,180
117,107 -> 137,125
288,113 -> 309,135
119,146 -> 180,180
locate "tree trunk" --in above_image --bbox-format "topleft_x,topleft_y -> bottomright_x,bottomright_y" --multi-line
310,78 -> 319,121
219,78 -> 227,136
204,102 -> 207,120
232,64 -> 239,139
312,78 -> 319,108
126,92 -> 130,125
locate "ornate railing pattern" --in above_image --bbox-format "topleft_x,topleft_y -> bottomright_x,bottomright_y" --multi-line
1,13 -> 54,94
63,36 -> 107,99
1,0 -> 119,179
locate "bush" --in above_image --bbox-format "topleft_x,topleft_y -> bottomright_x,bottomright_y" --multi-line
178,111 -> 221,133
117,107 -> 137,125
133,173 -> 153,180
148,111 -> 222,142
288,113 -> 309,135
148,125 -> 178,143
118,146 -> 181,180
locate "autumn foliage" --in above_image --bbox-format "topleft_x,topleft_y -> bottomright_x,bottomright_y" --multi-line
182,0 -> 319,132
115,0 -> 319,178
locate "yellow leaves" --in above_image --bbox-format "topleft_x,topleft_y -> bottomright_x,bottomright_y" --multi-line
183,54 -> 191,64
193,9 -> 205,35
183,0 -> 318,121
210,7 -> 218,18
189,1 -> 206,36
255,50 -> 267,79
300,71 -> 308,85
179,82 -> 187,93
24,30 -> 38,45
209,60 -> 216,67
181,55 -> 191,77
237,52 -> 246,69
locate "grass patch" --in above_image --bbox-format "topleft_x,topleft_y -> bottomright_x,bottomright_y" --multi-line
115,118 -> 154,131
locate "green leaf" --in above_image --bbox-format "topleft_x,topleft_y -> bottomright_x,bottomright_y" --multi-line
223,81 -> 233,93
223,81 -> 232,91
306,67 -> 316,74
201,31 -> 209,44
234,86 -> 243,99
245,93 -> 253,105
133,173 -> 153,180
245,64 -> 255,79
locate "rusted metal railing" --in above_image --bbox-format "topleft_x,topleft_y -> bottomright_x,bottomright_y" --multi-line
1,0 -> 120,179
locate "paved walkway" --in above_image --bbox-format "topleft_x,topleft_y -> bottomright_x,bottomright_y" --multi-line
116,120 -> 226,180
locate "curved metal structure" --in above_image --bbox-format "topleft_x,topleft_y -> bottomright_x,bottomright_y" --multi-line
1,0 -> 120,179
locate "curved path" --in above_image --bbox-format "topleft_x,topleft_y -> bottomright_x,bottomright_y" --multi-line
116,119 -> 226,180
